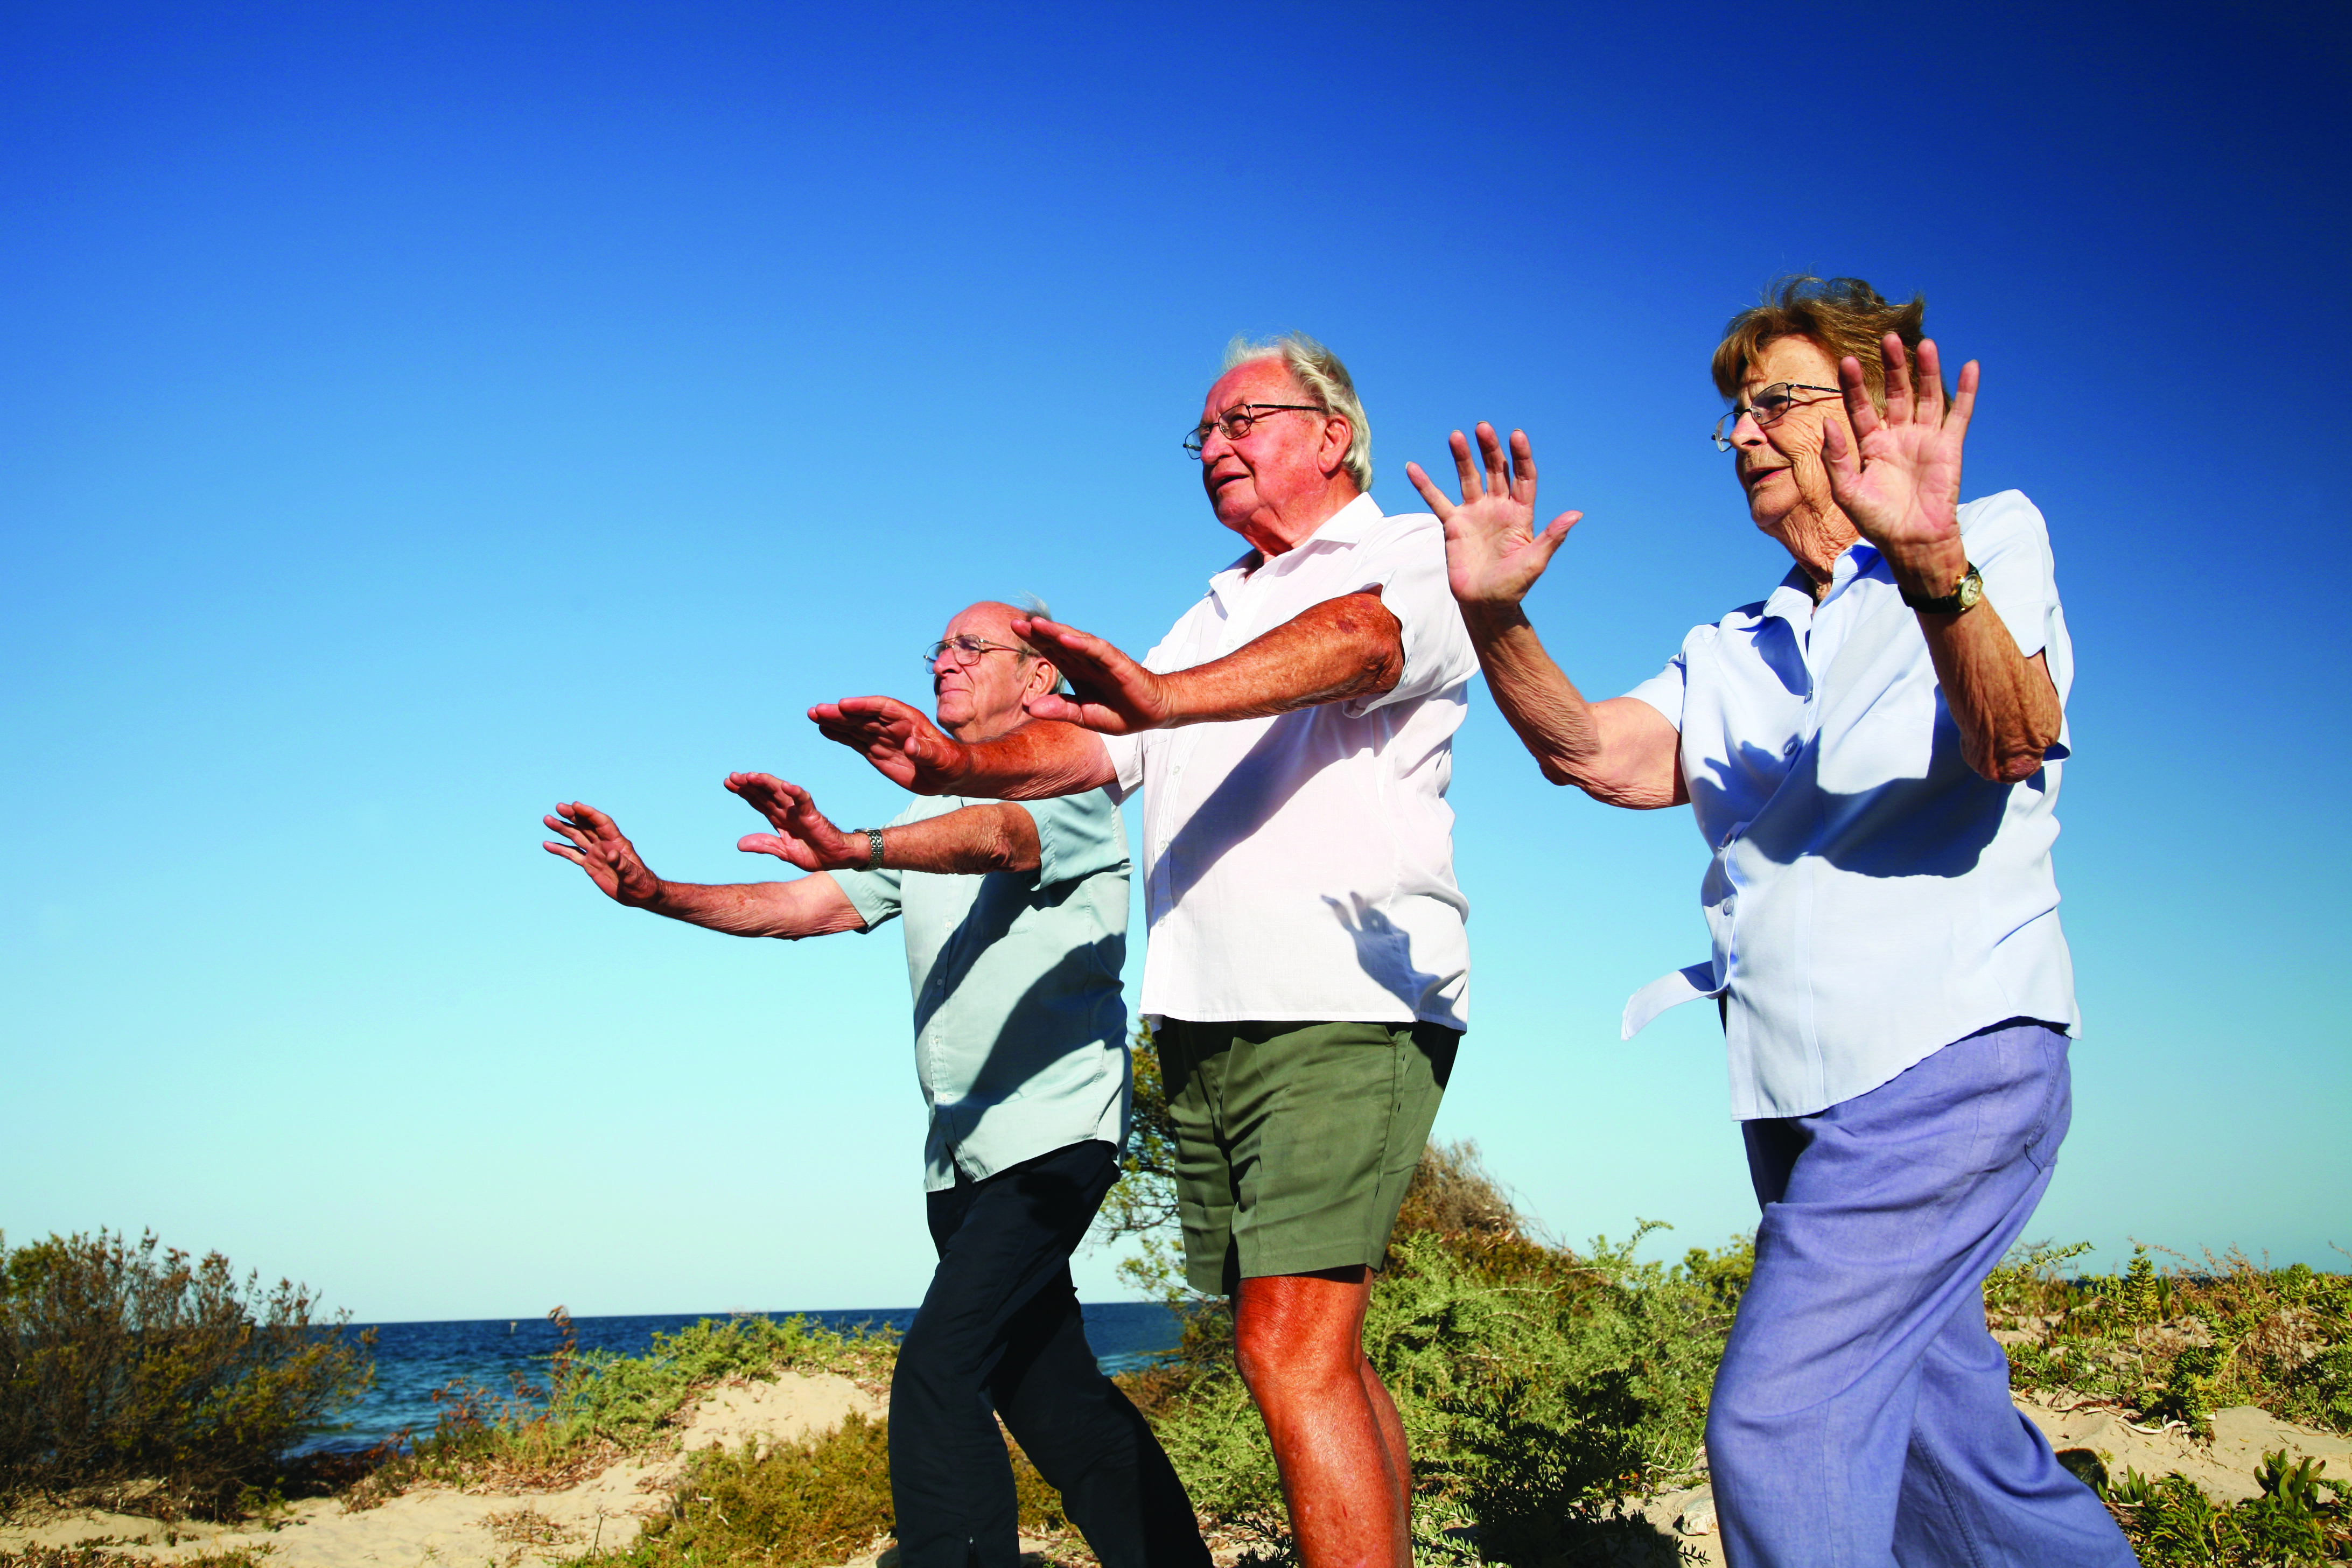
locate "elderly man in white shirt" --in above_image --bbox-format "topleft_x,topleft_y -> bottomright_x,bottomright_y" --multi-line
1409,277 -> 2133,1567
814,333 -> 1476,1568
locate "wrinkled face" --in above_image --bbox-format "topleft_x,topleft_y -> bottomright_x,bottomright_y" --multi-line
1725,335 -> 1851,538
929,603 -> 1049,741
1193,359 -> 1349,538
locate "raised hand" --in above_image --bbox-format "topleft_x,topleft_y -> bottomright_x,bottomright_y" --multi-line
808,695 -> 970,794
1405,424 -> 1583,612
542,801 -> 664,906
1013,616 -> 1177,734
726,773 -> 862,871
1821,334 -> 1978,595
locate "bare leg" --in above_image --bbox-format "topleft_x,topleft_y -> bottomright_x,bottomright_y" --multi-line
1233,1268 -> 1410,1568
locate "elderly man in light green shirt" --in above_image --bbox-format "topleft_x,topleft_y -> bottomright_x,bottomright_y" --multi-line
541,599 -> 1208,1568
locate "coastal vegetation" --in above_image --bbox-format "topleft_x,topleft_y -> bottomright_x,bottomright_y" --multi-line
4,1052 -> 2348,1566
0,1229 -> 370,1521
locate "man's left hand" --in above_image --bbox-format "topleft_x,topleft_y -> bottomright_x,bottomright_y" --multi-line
1822,334 -> 1979,598
726,773 -> 864,871
1015,616 -> 1179,734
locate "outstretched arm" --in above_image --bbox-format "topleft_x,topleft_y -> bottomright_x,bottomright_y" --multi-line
726,773 -> 1041,874
1013,592 -> 1402,734
807,698 -> 1116,800
541,800 -> 866,939
1406,424 -> 1684,809
1821,335 -> 2062,782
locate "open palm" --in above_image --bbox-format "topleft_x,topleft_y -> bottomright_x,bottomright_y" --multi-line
727,773 -> 858,871
1405,423 -> 1581,610
1822,335 -> 1979,585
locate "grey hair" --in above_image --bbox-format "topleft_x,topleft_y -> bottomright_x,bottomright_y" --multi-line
1222,331 -> 1373,490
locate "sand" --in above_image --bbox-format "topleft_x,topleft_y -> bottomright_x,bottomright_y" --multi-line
9,1381 -> 2347,1568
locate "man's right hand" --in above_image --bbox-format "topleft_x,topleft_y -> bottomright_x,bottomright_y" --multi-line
808,696 -> 971,794
1405,423 -> 1583,613
543,801 -> 665,907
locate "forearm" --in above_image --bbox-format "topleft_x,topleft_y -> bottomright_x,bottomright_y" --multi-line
1463,606 -> 1684,809
1157,592 -> 1403,725
940,722 -> 1117,801
877,803 -> 1041,874
642,876 -> 865,940
1919,604 -> 2062,782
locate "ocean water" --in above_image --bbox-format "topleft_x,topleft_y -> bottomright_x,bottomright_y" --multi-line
302,1302 -> 1181,1454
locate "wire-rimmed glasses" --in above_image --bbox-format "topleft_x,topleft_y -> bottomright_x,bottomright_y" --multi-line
922,635 -> 1032,671
1183,403 -> 1325,458
1711,382 -> 1842,450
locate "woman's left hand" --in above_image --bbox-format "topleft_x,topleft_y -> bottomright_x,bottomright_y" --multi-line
1822,334 -> 1978,596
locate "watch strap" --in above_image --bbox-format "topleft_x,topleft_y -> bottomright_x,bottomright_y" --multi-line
860,828 -> 886,871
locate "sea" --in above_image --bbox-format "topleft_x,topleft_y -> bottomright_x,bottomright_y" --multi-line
300,1302 -> 1182,1455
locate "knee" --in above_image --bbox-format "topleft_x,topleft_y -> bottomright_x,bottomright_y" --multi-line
1233,1317 -> 1360,1410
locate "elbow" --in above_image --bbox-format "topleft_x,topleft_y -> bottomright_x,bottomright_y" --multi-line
1972,734 -> 2053,784
988,821 -> 1041,875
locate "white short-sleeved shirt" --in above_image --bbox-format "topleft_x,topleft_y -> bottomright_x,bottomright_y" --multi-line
1100,494 -> 1478,1030
1620,491 -> 2077,1120
831,789 -> 1132,1190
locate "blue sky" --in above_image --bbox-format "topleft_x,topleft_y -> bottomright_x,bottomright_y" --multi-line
4,2 -> 2346,1320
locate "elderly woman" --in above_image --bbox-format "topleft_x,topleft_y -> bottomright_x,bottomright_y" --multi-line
1408,278 -> 2134,1565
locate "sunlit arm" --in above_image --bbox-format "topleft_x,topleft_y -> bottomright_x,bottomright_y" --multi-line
638,876 -> 869,940
1461,606 -> 1685,810
1016,590 -> 1403,732
1919,608 -> 2063,783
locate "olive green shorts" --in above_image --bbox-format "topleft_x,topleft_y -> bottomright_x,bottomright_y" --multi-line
1156,1017 -> 1459,1297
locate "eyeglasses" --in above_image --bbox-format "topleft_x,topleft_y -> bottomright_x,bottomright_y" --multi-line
923,635 -> 1033,671
1711,383 -> 1842,450
1183,403 -> 1325,458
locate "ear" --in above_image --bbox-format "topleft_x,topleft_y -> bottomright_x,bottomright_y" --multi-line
1319,414 -> 1354,480
1028,656 -> 1060,699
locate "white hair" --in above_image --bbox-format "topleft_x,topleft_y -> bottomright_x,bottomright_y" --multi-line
1007,593 -> 1070,694
1222,331 -> 1373,491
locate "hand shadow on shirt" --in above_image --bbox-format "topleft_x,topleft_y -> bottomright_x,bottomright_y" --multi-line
1162,710 -> 1355,907
1322,893 -> 1450,1019
912,875 -> 1126,1058
1724,711 -> 2035,879
922,930 -> 1131,1144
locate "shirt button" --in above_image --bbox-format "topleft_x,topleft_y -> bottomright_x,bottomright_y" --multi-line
1782,738 -> 1800,759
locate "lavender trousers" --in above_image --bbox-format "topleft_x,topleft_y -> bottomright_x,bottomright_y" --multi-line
1705,1021 -> 2138,1567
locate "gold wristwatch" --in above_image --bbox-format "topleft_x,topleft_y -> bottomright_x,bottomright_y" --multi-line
1901,562 -> 1983,615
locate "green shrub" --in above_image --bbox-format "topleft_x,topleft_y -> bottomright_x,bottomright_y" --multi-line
2106,1448 -> 2350,1566
0,1230 -> 372,1518
621,1412 -> 898,1568
595,1412 -> 1064,1568
1988,1241 -> 2352,1438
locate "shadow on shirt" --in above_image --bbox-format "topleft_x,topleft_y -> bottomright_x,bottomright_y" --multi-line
1323,893 -> 1451,1019
1697,709 -> 2039,880
912,871 -> 1129,1112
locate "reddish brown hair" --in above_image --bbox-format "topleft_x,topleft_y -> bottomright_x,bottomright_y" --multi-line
1711,275 -> 1931,413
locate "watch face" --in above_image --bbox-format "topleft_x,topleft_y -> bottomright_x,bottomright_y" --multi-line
1957,569 -> 1984,610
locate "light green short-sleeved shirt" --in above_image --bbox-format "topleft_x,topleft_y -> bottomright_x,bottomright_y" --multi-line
830,789 -> 1132,1191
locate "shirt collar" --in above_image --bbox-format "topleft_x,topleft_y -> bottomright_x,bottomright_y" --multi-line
1208,492 -> 1384,593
